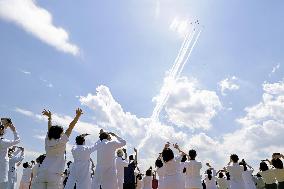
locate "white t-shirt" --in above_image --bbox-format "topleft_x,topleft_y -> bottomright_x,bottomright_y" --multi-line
21,168 -> 32,183
259,170 -> 276,184
217,177 -> 229,189
41,134 -> 69,173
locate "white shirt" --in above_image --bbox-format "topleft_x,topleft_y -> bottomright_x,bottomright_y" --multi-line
72,144 -> 97,162
185,160 -> 202,188
0,131 -> 20,182
227,163 -> 245,189
259,170 -> 277,184
205,169 -> 218,189
115,156 -> 128,180
217,178 -> 229,189
8,149 -> 24,181
21,167 -> 32,183
41,133 -> 69,173
31,163 -> 39,181
143,176 -> 152,189
242,170 -> 256,189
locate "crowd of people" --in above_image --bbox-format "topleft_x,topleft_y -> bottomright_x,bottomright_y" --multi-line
0,108 -> 283,189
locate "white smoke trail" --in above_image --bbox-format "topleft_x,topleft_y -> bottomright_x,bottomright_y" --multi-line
137,26 -> 202,150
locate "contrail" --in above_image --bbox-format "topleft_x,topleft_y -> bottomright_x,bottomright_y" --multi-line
137,26 -> 202,150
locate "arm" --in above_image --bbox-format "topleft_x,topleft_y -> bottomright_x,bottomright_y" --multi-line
42,109 -> 52,130
109,132 -> 126,148
134,148 -> 138,163
0,124 -> 20,148
247,164 -> 254,171
65,108 -> 83,137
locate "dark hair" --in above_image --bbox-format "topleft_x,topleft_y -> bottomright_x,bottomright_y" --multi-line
239,159 -> 248,171
67,161 -> 72,167
207,169 -> 213,180
136,173 -> 143,180
99,132 -> 109,141
272,158 -> 284,169
0,125 -> 4,136
218,172 -> 224,178
75,135 -> 85,145
259,162 -> 269,172
23,162 -> 29,168
226,172 -> 230,180
129,155 -> 134,161
188,149 -> 197,160
146,167 -> 152,176
256,173 -> 262,178
48,125 -> 64,140
183,167 -> 187,173
181,155 -> 187,162
37,154 -> 46,165
162,148 -> 174,162
230,154 -> 239,163
155,159 -> 163,168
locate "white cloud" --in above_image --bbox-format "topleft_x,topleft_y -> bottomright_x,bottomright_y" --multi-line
0,0 -> 79,55
218,76 -> 240,96
269,63 -> 280,77
20,69 -> 31,75
165,77 -> 222,130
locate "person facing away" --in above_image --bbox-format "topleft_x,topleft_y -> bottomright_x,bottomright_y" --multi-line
253,174 -> 265,189
8,146 -> 25,189
159,143 -> 185,189
115,149 -> 128,189
258,161 -> 277,189
135,174 -> 143,189
123,148 -> 138,189
19,162 -> 32,189
92,130 -> 126,189
239,159 -> 256,189
142,167 -> 153,189
204,164 -> 218,189
33,108 -> 83,189
270,153 -> 284,189
183,149 -> 203,189
0,118 -> 20,189
31,154 -> 46,188
65,133 -> 98,189
225,154 -> 245,189
155,157 -> 165,189
216,171 -> 228,189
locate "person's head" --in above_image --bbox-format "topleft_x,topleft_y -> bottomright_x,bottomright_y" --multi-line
129,155 -> 134,161
218,172 -> 224,178
225,172 -> 230,180
259,161 -> 269,172
188,149 -> 197,160
207,169 -> 213,180
230,154 -> 239,163
48,125 -> 64,140
162,148 -> 174,162
23,162 -> 29,168
136,173 -> 143,180
117,149 -> 124,157
155,159 -> 163,168
256,173 -> 262,178
38,154 -> 46,165
75,135 -> 86,145
0,125 -> 5,136
239,159 -> 247,171
1,118 -> 11,127
181,155 -> 187,162
272,158 -> 283,169
99,132 -> 109,141
146,167 -> 152,176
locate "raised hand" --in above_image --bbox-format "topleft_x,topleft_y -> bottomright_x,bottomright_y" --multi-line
164,142 -> 170,149
42,109 -> 52,119
134,148 -> 137,153
173,143 -> 179,149
75,108 -> 83,117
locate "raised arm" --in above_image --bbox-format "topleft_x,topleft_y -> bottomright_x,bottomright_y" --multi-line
1,123 -> 20,148
134,148 -> 138,163
109,132 -> 126,148
65,108 -> 83,137
42,109 -> 52,130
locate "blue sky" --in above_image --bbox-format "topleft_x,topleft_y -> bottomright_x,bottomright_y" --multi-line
1,0 -> 284,177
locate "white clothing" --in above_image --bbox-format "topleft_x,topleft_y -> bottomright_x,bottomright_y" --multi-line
92,137 -> 126,189
115,157 -> 128,189
242,170 -> 256,189
162,159 -> 184,189
205,169 -> 217,189
31,164 -> 40,183
142,176 -> 152,189
21,168 -> 32,183
8,149 -> 24,189
227,163 -> 245,189
156,167 -> 166,189
33,134 -> 69,189
185,160 -> 202,189
259,170 -> 277,184
65,144 -> 98,189
0,131 -> 20,183
136,179 -> 143,189
217,178 -> 228,189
